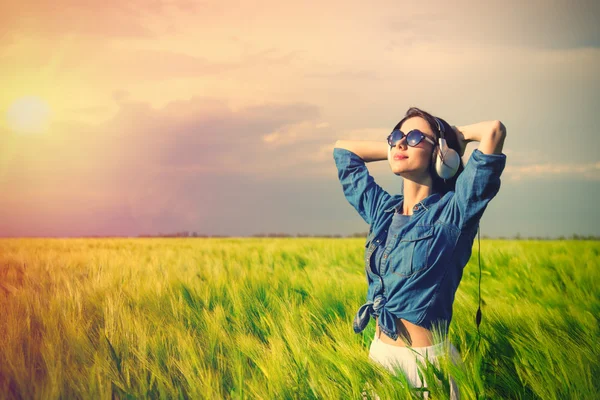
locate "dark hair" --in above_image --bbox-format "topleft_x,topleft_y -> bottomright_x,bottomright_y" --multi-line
393,107 -> 465,196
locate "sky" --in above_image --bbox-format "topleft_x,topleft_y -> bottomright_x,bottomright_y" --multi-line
0,0 -> 599,238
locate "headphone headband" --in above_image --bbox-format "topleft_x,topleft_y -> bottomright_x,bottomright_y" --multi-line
434,117 -> 445,141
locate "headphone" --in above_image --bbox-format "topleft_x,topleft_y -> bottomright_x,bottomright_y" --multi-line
432,117 -> 461,180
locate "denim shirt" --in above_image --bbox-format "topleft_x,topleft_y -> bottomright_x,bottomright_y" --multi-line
372,212 -> 411,271
333,147 -> 506,340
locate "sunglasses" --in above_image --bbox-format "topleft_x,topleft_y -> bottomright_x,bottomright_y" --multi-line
387,129 -> 436,148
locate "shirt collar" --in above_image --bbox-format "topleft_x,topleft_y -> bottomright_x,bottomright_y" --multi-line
384,192 -> 441,214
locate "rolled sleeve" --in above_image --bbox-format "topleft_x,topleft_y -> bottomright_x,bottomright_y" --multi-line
449,148 -> 507,231
333,147 -> 391,226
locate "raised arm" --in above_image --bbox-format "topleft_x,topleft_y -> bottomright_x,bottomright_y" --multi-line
447,121 -> 507,231
334,140 -> 389,162
333,140 -> 392,226
453,120 -> 507,155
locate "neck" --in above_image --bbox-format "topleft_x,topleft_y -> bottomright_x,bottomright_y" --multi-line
401,176 -> 433,215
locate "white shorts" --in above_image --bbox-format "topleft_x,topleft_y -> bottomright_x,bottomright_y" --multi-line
367,334 -> 461,399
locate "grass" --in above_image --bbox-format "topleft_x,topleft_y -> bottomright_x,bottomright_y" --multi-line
0,238 -> 598,399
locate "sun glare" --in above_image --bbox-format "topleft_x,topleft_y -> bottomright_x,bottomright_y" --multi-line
6,96 -> 52,134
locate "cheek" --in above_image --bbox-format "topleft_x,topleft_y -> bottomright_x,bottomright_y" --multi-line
409,147 -> 430,160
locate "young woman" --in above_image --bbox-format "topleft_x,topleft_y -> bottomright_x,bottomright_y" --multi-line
333,107 -> 507,399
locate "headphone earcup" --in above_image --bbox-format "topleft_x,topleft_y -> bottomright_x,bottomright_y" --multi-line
435,138 -> 460,179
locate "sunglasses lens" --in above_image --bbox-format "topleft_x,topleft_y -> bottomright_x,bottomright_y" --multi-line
406,130 -> 423,146
388,130 -> 404,146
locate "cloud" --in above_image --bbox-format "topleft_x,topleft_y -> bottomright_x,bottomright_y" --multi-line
74,47 -> 301,83
38,47 -> 241,83
67,105 -> 111,117
504,162 -> 600,181
112,89 -> 130,103
501,148 -> 545,166
1,0 -> 225,44
462,146 -> 600,181
304,69 -> 380,80
383,0 -> 600,50
0,96 -> 331,235
1,0 -> 157,42
88,97 -> 326,181
261,120 -> 328,147
337,127 -> 390,142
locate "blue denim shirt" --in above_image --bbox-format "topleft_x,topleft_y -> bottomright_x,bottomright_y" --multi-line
333,147 -> 506,340
372,212 -> 411,271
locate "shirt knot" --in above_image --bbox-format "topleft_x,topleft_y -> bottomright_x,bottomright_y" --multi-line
352,294 -> 398,340
373,294 -> 386,312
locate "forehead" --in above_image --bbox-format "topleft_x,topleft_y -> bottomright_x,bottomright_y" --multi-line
400,117 -> 435,138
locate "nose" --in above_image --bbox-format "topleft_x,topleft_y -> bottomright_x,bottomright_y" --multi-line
395,136 -> 408,150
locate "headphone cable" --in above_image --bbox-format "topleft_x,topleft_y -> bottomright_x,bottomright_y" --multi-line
476,225 -> 482,352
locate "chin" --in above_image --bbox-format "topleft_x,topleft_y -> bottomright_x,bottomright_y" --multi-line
391,164 -> 428,179
390,166 -> 407,176
389,160 -> 426,176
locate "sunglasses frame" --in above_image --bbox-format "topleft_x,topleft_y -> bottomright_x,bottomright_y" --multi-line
387,129 -> 436,148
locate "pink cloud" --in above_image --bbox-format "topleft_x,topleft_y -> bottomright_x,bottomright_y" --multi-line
0,96 -> 327,236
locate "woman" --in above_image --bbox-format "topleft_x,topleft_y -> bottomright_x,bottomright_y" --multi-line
333,107 -> 507,399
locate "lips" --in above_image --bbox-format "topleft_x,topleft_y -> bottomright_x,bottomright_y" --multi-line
393,154 -> 408,160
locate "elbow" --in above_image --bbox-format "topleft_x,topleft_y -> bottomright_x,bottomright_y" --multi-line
334,139 -> 347,150
477,121 -> 507,155
488,121 -> 507,154
492,120 -> 507,139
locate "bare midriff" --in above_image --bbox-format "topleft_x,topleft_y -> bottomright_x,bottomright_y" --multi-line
375,317 -> 436,347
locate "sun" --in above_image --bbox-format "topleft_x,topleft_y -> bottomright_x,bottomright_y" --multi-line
6,96 -> 52,134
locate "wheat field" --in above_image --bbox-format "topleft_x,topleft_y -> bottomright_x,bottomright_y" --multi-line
0,238 -> 598,399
